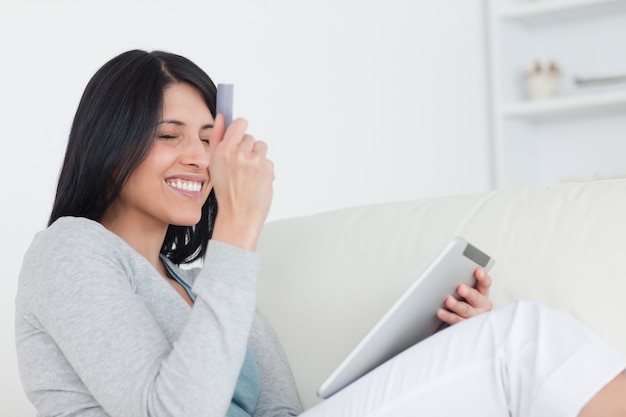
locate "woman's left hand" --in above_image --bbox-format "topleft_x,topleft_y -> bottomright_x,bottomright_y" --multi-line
436,267 -> 493,325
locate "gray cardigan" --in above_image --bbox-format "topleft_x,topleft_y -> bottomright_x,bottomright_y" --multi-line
15,217 -> 302,417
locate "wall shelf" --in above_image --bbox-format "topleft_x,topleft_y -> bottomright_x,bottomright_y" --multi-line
501,89 -> 626,119
488,0 -> 626,187
498,0 -> 626,25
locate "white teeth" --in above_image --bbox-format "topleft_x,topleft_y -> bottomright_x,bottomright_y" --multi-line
168,180 -> 202,192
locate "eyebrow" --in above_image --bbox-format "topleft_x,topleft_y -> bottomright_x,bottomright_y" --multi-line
159,119 -> 214,130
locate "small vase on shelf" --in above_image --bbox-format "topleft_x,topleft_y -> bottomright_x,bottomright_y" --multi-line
524,61 -> 561,101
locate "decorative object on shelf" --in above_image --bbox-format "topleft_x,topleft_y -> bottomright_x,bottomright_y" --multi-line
524,60 -> 561,101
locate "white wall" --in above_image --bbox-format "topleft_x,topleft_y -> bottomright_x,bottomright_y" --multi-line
0,0 -> 491,413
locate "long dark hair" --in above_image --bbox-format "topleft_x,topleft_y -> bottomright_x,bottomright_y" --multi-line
49,49 -> 218,264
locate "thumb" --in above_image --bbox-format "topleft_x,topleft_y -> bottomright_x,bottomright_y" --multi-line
209,113 -> 226,152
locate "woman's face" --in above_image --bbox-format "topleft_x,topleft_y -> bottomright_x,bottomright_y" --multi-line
104,82 -> 214,231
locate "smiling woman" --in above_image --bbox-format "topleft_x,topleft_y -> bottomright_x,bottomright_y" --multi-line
16,50 -> 287,417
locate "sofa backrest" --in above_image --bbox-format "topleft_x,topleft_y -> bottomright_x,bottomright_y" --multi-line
257,179 -> 626,408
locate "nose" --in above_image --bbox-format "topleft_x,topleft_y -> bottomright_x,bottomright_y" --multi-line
181,136 -> 210,169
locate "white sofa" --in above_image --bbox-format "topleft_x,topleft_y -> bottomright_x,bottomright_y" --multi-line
256,179 -> 626,409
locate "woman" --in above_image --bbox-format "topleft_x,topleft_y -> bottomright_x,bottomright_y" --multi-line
15,49 -> 626,416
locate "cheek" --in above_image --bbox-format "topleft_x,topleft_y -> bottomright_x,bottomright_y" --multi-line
132,146 -> 179,189
148,143 -> 179,168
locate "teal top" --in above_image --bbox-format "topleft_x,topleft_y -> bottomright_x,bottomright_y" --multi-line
163,257 -> 261,416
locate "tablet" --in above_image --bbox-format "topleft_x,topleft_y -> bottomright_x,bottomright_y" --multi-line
317,236 -> 494,399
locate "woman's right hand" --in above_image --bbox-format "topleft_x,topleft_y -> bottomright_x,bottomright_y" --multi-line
208,114 -> 274,251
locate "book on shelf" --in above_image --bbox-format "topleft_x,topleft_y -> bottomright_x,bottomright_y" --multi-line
574,74 -> 626,87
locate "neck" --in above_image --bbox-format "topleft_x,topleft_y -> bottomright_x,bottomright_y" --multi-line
100,211 -> 169,272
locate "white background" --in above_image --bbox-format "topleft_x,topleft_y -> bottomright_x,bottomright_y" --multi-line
0,0 -> 491,412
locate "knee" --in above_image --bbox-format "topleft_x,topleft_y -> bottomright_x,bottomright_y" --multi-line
492,300 -> 554,336
511,299 -> 545,313
502,300 -> 580,339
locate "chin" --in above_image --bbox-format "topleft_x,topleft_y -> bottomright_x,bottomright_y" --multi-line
169,213 -> 202,227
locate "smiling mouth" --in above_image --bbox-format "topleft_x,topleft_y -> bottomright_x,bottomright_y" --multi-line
166,179 -> 203,193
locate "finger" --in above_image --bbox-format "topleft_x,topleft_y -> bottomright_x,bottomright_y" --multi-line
458,285 -> 492,311
443,295 -> 473,319
238,135 -> 256,153
263,158 -> 275,180
222,118 -> 249,147
437,307 -> 464,325
252,140 -> 268,157
474,267 -> 492,296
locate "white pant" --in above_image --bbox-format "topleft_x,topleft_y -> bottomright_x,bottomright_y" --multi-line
301,301 -> 626,417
